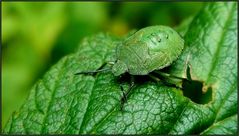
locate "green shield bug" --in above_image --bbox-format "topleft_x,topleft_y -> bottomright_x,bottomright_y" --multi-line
112,25 -> 184,76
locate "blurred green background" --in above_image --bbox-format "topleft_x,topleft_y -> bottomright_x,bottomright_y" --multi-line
2,2 -> 203,127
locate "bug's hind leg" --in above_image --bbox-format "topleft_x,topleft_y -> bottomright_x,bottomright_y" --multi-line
149,73 -> 183,90
153,71 -> 187,81
148,74 -> 161,83
120,76 -> 135,111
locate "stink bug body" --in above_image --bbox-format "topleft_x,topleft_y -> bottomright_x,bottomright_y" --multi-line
112,25 -> 184,76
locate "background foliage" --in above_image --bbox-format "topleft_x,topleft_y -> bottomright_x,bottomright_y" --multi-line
2,2 -> 204,128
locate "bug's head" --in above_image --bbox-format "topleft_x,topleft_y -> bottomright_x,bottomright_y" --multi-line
112,60 -> 128,76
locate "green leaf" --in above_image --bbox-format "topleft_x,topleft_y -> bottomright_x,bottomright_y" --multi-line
201,115 -> 237,135
4,2 -> 237,135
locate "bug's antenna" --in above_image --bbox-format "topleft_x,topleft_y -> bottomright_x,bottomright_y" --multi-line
75,62 -> 112,75
74,68 -> 111,75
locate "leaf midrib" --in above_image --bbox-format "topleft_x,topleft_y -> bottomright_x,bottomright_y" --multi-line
204,2 -> 235,123
205,3 -> 235,84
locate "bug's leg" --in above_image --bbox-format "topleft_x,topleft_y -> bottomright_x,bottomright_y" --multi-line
125,76 -> 135,96
153,71 -> 189,81
148,74 -> 161,83
120,76 -> 135,111
151,72 -> 183,89
120,85 -> 127,111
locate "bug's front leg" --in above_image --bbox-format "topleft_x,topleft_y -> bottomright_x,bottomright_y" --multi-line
119,76 -> 135,111
120,85 -> 127,111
